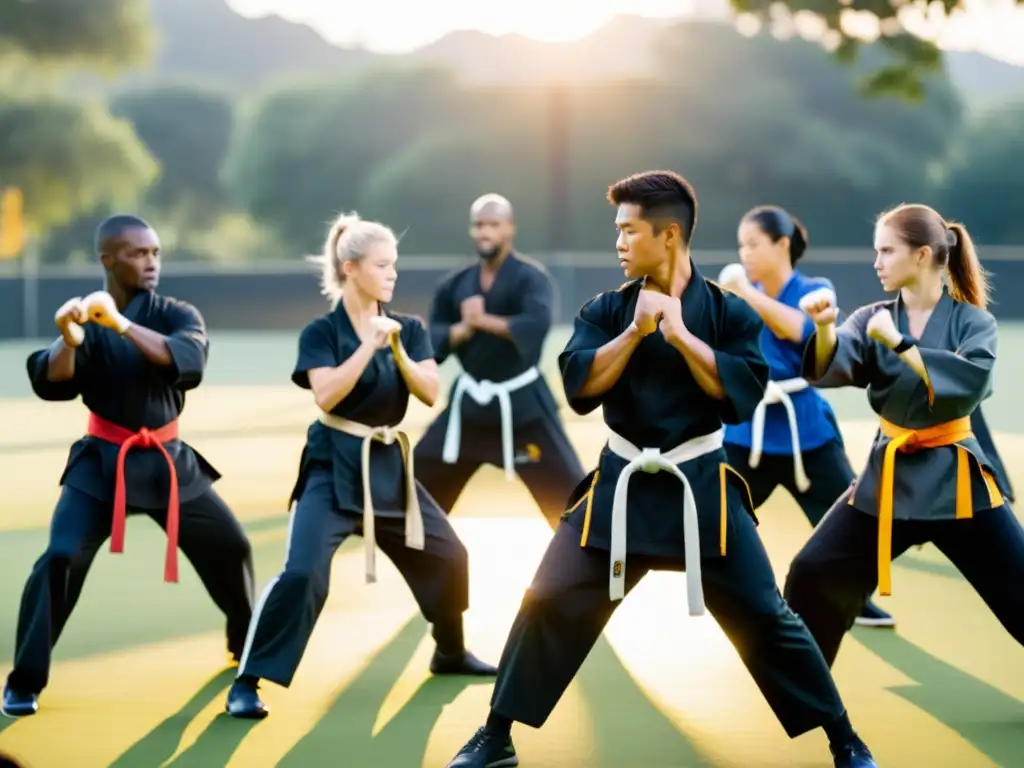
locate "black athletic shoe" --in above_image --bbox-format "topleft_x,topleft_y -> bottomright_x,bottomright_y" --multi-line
225,677 -> 269,719
446,725 -> 519,767
854,601 -> 895,628
430,649 -> 498,676
1,687 -> 37,718
831,737 -> 878,767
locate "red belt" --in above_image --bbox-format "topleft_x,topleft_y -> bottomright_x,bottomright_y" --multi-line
87,413 -> 180,583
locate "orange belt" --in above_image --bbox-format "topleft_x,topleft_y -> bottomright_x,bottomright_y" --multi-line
876,416 -> 975,596
87,413 -> 181,583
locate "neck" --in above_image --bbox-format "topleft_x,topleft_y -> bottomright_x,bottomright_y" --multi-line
105,280 -> 135,311
761,264 -> 793,299
341,286 -> 378,326
901,277 -> 944,311
480,247 -> 511,273
649,249 -> 692,297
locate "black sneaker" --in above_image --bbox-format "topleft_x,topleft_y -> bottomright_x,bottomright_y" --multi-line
446,725 -> 519,767
854,601 -> 895,628
831,737 -> 878,767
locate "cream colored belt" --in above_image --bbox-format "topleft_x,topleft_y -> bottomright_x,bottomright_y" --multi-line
318,413 -> 425,583
749,377 -> 811,492
441,366 -> 540,480
606,427 -> 725,615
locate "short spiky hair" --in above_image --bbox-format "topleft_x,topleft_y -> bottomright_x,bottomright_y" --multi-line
607,170 -> 698,245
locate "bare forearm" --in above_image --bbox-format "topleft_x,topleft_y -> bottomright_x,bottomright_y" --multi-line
124,325 -> 174,367
46,338 -> 77,382
393,341 -> 439,406
577,324 -> 645,398
813,323 -> 838,379
668,330 -> 725,399
740,288 -> 806,343
313,344 -> 376,412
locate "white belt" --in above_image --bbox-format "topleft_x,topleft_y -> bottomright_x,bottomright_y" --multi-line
606,427 -> 725,615
749,378 -> 810,492
441,366 -> 540,480
318,413 -> 425,584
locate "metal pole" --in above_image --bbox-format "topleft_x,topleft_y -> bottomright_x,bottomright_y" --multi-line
22,235 -> 39,339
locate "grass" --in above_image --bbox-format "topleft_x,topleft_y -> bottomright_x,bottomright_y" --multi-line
0,328 -> 1022,767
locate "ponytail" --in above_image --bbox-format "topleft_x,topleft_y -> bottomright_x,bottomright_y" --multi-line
945,222 -> 990,310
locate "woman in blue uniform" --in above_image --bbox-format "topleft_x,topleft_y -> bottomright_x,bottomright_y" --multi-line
720,206 -> 893,628
225,212 -> 497,719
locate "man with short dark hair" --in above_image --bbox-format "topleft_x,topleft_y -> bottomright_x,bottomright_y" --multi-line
1,215 -> 255,718
445,172 -> 877,768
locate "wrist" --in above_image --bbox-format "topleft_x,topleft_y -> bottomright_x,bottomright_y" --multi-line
892,335 -> 916,354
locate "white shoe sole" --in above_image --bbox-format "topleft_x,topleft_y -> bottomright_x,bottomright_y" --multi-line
854,616 -> 895,627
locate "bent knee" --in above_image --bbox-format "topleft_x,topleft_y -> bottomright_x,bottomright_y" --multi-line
784,547 -> 832,595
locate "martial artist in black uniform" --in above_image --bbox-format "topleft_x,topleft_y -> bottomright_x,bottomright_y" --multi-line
414,194 -> 585,528
1,215 -> 255,718
446,172 -> 877,768
226,213 -> 495,720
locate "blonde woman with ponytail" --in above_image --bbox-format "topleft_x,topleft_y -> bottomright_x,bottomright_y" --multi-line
225,212 -> 496,720
784,203 -> 1024,672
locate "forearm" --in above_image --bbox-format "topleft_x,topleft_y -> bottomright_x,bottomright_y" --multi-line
739,288 -> 807,343
124,325 -> 174,367
313,344 -> 377,412
813,323 -> 838,379
667,330 -> 725,399
471,313 -> 512,340
576,324 -> 645,398
393,340 -> 439,406
46,338 -> 77,382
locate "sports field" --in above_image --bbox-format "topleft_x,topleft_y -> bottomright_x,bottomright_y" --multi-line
1,327 -> 1023,768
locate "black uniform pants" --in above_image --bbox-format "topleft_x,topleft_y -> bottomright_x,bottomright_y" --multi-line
237,470 -> 470,688
415,413 -> 585,529
784,496 -> 1024,666
490,513 -> 846,738
7,485 -> 254,694
725,439 -> 854,527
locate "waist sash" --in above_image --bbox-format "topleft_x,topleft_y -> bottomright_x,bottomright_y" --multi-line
606,427 -> 725,614
749,377 -> 810,492
86,413 -> 181,583
441,366 -> 540,480
876,416 -> 984,596
318,413 -> 425,584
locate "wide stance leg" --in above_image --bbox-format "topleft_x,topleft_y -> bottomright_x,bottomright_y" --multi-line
5,487 -> 110,708
784,497 -> 919,667
234,472 -> 353,689
414,410 -> 483,514
515,419 -> 586,529
703,505 -> 847,738
376,488 -> 496,675
149,489 -> 255,660
931,504 -> 1024,645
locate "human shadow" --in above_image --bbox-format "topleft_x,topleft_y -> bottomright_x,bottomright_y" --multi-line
579,636 -> 713,767
108,666 -> 239,768
163,713 -> 258,768
854,628 -> 1024,767
276,615 -> 485,767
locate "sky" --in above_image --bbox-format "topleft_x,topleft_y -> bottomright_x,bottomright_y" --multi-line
227,0 -> 1022,66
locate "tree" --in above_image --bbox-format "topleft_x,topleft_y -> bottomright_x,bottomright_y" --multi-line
728,0 -> 1006,99
110,84 -> 236,227
0,0 -> 156,235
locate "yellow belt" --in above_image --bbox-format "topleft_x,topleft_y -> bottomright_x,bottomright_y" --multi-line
875,416 -> 1001,595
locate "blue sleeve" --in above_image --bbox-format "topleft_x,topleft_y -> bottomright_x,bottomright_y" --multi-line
557,293 -> 615,415
291,318 -> 339,390
164,301 -> 209,392
792,276 -> 835,345
714,294 -> 770,424
400,315 -> 434,363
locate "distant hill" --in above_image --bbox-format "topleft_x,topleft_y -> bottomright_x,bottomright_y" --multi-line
108,0 -> 1024,106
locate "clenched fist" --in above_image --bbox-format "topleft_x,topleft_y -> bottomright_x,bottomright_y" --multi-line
368,315 -> 402,349
866,309 -> 902,348
55,297 -> 87,347
83,291 -> 132,334
633,288 -> 664,336
798,287 -> 838,327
